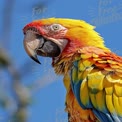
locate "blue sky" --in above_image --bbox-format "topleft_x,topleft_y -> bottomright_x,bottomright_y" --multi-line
0,0 -> 122,122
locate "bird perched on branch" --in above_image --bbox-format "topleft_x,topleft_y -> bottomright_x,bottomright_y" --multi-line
23,18 -> 122,122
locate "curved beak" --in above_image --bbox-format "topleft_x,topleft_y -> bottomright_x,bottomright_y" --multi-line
23,41 -> 41,64
23,30 -> 41,64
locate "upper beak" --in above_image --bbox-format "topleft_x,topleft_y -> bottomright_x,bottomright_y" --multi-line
23,30 -> 41,64
23,41 -> 41,64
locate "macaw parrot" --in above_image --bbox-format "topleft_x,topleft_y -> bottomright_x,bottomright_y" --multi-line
23,18 -> 122,122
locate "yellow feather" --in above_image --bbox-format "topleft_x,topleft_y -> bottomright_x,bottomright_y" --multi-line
90,93 -> 97,108
106,74 -> 121,83
98,60 -> 107,63
93,58 -> 103,61
78,71 -> 83,81
113,93 -> 122,116
63,73 -> 71,91
40,18 -> 95,29
107,60 -> 117,64
92,53 -> 99,58
114,84 -> 122,97
106,95 -> 115,113
82,67 -> 94,79
80,78 -> 90,106
116,69 -> 122,73
78,60 -> 93,71
87,71 -> 104,93
110,64 -> 120,69
80,53 -> 92,59
78,60 -> 86,71
72,66 -> 78,83
118,97 -> 122,109
103,77 -> 113,87
82,60 -> 93,68
105,87 -> 113,95
96,91 -> 106,111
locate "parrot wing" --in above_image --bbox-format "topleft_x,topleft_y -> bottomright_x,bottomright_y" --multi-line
71,46 -> 122,122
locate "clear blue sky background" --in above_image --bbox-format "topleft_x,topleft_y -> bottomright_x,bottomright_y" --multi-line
0,0 -> 122,122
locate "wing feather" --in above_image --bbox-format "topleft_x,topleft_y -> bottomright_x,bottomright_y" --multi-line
71,47 -> 122,122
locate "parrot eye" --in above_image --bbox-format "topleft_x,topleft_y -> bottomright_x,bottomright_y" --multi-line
50,24 -> 61,31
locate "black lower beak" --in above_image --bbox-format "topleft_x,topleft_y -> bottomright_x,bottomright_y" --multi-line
36,40 -> 61,57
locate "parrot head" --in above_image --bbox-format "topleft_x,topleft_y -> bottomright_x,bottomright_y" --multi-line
23,18 -> 109,65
